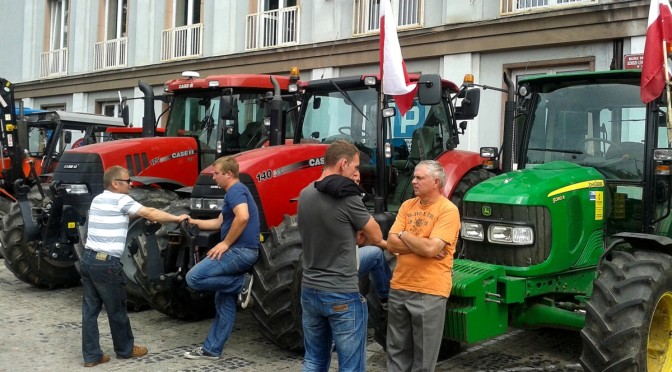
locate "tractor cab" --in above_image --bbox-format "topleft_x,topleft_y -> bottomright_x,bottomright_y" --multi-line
296,74 -> 479,218
164,72 -> 299,170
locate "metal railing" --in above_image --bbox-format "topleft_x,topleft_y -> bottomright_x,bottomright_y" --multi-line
245,6 -> 299,50
161,23 -> 203,61
93,37 -> 128,70
353,0 -> 422,35
501,0 -> 595,15
39,48 -> 68,78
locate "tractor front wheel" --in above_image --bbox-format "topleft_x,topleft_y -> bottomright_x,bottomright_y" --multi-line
251,215 -> 304,352
580,249 -> 672,372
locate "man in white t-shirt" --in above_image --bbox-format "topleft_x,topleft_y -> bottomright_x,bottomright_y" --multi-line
81,165 -> 188,367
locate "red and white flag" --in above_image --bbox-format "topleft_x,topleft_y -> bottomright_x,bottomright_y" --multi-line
641,0 -> 672,103
379,0 -> 417,116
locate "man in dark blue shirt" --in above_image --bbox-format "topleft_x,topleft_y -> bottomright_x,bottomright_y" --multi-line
183,156 -> 260,360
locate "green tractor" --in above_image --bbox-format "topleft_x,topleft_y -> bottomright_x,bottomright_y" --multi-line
454,69 -> 672,371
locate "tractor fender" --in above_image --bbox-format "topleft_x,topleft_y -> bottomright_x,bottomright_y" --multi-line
435,150 -> 486,198
604,232 -> 672,258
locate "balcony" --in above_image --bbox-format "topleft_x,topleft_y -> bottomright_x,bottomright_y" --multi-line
40,48 -> 68,78
501,0 -> 596,15
246,6 -> 299,51
353,0 -> 422,35
93,37 -> 128,71
161,23 -> 203,62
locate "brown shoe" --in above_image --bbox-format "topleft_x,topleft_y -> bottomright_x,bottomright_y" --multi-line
84,354 -> 110,367
117,345 -> 148,359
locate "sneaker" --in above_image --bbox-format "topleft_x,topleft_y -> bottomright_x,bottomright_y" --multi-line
238,273 -> 254,309
117,345 -> 148,359
183,346 -> 219,360
84,354 -> 110,367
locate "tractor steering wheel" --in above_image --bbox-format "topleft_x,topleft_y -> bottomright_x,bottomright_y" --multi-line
338,126 -> 371,142
577,138 -> 623,157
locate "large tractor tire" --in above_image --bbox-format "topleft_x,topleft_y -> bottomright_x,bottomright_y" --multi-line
0,197 -> 12,259
251,215 -> 304,352
126,198 -> 215,319
0,185 -> 80,288
580,250 -> 672,372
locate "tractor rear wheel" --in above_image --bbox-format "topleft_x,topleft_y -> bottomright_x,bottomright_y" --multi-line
0,184 -> 80,288
580,250 -> 672,372
126,198 -> 215,319
251,215 -> 304,352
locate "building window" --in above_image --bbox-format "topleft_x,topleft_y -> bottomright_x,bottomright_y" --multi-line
94,0 -> 128,70
40,0 -> 69,78
501,0 -> 595,15
161,0 -> 203,61
245,0 -> 299,50
353,0 -> 422,36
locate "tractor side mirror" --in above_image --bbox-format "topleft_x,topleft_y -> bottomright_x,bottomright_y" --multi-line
455,88 -> 481,120
121,105 -> 130,126
220,94 -> 237,121
64,131 -> 72,144
417,74 -> 441,106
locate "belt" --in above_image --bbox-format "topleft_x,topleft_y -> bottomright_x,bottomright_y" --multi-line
85,249 -> 120,261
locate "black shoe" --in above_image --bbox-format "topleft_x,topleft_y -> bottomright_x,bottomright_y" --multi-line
238,273 -> 254,309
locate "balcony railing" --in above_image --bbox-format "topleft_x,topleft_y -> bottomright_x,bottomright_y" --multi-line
501,0 -> 595,15
40,48 -> 68,78
93,37 -> 128,70
161,23 -> 203,61
353,0 -> 422,35
246,6 -> 299,51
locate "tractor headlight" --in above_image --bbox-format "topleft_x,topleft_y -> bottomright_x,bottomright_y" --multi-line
488,225 -> 534,245
62,184 -> 90,195
461,222 -> 484,241
190,198 -> 223,211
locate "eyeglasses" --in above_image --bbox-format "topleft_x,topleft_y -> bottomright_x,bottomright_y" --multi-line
115,178 -> 132,184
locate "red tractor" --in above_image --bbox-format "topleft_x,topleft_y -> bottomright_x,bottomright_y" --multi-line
1,77 -> 136,261
123,73 -> 494,350
0,73 -> 299,297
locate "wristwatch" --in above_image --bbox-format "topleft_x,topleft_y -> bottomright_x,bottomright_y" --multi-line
398,231 -> 405,239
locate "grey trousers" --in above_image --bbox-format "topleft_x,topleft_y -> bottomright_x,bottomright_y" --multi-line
386,289 -> 447,372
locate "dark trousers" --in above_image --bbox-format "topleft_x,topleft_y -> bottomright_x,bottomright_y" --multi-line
80,249 -> 134,362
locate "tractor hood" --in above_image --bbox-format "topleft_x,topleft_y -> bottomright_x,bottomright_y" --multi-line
464,161 -> 605,206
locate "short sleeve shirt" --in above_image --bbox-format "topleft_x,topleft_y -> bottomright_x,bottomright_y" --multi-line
389,196 -> 460,297
85,190 -> 143,257
220,181 -> 260,247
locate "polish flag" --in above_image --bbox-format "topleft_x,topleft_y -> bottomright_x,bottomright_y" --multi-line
379,0 -> 418,116
641,0 -> 672,103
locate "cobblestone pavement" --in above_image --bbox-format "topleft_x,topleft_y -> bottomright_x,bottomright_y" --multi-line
0,261 -> 583,372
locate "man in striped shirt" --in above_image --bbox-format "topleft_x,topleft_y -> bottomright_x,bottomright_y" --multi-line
81,165 -> 188,368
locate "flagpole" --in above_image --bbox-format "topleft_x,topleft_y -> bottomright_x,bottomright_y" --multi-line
664,40 -> 672,144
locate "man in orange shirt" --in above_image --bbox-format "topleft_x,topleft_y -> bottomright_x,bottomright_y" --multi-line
385,160 -> 460,372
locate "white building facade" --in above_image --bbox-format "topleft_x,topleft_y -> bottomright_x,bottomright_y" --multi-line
0,0 -> 649,152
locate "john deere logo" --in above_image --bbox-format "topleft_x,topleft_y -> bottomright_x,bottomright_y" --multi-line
482,206 -> 492,216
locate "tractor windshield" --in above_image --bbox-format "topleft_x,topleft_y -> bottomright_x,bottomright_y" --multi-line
166,91 -> 296,162
524,82 -> 652,181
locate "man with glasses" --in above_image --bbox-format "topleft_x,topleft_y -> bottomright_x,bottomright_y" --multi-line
81,166 -> 189,367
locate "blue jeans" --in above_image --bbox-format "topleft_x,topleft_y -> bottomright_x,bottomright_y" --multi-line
80,249 -> 134,363
186,246 -> 258,356
358,245 -> 391,299
301,287 -> 368,372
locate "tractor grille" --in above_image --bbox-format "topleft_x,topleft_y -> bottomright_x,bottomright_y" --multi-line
461,203 -> 551,267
